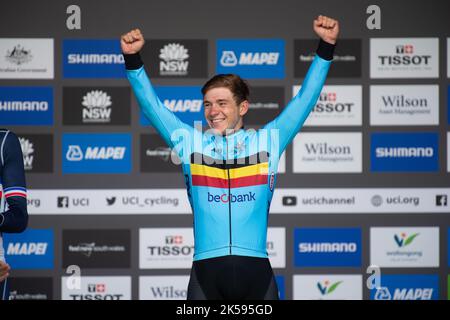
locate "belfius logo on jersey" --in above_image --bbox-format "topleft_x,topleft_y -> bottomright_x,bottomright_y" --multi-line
191,151 -> 269,189
294,228 -> 361,267
0,87 -> 53,125
140,86 -> 204,126
62,133 -> 131,173
371,275 -> 439,300
216,39 -> 285,79
3,229 -> 54,269
63,87 -> 131,125
142,40 -> 207,78
371,132 -> 438,172
63,39 -> 125,78
17,134 -> 53,172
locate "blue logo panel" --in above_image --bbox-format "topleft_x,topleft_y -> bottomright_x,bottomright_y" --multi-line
140,86 -> 204,126
3,229 -> 54,269
294,228 -> 361,267
370,275 -> 439,300
371,133 -> 439,172
63,39 -> 125,78
62,133 -> 131,174
275,275 -> 285,300
0,87 -> 53,125
216,39 -> 285,79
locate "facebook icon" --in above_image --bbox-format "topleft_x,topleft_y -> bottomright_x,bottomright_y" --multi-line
436,195 -> 448,207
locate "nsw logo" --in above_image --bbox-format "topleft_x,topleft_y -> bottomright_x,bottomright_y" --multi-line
159,43 -> 189,76
82,90 -> 112,123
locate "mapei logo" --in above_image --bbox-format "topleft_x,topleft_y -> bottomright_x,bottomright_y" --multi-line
394,232 -> 419,248
62,133 -> 131,173
140,86 -> 203,126
207,191 -> 256,203
216,39 -> 285,79
371,275 -> 438,300
371,133 -> 438,172
3,229 -> 54,269
317,280 -> 343,296
82,90 -> 112,123
159,43 -> 189,76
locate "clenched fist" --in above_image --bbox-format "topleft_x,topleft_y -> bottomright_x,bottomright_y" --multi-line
121,29 -> 145,54
313,15 -> 339,45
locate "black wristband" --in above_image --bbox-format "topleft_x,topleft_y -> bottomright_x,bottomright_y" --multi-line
316,39 -> 335,61
123,53 -> 143,70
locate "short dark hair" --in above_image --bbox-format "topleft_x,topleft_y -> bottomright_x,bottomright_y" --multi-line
201,74 -> 250,105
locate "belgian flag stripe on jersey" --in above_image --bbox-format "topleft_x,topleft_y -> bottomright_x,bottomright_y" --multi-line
190,152 -> 269,188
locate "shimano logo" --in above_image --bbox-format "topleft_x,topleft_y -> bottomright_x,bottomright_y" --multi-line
66,145 -> 126,161
220,51 -> 279,66
208,191 -> 256,203
376,147 -> 434,158
0,101 -> 48,111
164,99 -> 202,112
68,54 -> 124,64
7,242 -> 48,255
299,242 -> 357,253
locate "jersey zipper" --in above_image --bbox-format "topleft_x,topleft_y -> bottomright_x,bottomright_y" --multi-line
226,136 -> 232,255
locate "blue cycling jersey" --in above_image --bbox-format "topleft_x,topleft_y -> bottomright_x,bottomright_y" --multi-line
126,46 -> 331,261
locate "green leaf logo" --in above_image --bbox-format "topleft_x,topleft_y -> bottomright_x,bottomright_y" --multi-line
404,233 -> 419,247
327,281 -> 343,294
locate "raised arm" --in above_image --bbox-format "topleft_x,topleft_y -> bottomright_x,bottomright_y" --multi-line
264,16 -> 339,155
121,29 -> 193,149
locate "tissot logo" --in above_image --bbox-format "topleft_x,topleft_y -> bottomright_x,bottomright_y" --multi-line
370,38 -> 438,78
61,276 -> 131,300
143,40 -> 207,78
63,87 -> 130,125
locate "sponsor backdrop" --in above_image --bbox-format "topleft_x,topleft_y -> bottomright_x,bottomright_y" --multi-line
0,0 -> 449,300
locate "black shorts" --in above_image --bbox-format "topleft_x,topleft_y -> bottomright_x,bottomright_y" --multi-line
187,255 -> 279,300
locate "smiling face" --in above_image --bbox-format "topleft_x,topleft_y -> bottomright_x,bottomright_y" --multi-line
203,87 -> 248,135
